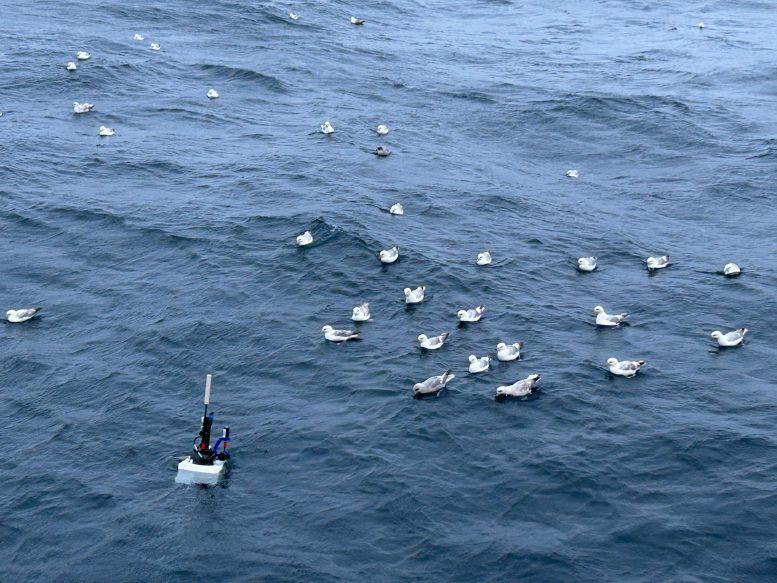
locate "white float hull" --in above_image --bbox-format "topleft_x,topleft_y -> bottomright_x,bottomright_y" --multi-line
175,457 -> 226,485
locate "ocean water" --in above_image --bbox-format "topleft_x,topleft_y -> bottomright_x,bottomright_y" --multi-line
2,0 -> 777,581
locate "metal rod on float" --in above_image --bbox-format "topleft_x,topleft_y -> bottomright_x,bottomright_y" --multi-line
203,373 -> 212,419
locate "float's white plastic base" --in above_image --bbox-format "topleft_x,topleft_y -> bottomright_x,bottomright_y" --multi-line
175,457 -> 226,485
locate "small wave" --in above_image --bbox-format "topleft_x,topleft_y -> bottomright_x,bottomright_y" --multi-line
195,64 -> 286,92
440,90 -> 497,104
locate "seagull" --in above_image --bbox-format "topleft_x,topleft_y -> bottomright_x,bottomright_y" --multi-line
374,146 -> 391,157
73,102 -> 95,114
404,286 -> 425,304
607,358 -> 646,377
207,89 -> 219,99
496,341 -> 523,362
698,21 -> 705,29
710,328 -> 747,347
495,373 -> 541,400
66,61 -> 77,71
565,169 -> 579,178
6,307 -> 42,323
646,255 -> 670,270
289,12 -> 299,20
379,246 -> 399,264
98,126 -> 114,136
296,231 -> 313,246
321,325 -> 360,342
577,256 -> 597,272
134,33 -> 145,41
350,16 -> 365,25
723,262 -> 741,277
457,305 -> 484,323
413,370 -> 454,399
593,305 -> 628,327
476,251 -> 492,266
468,355 -> 490,373
417,332 -> 448,350
389,203 -> 404,215
76,51 -> 91,60
150,42 -> 161,51
376,124 -> 389,135
352,303 -> 371,322
321,121 -> 334,135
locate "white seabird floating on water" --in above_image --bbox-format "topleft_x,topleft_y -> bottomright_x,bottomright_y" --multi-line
389,203 -> 404,215
73,102 -> 95,113
710,328 -> 747,347
646,255 -> 670,270
417,332 -> 448,350
376,124 -> 389,135
150,42 -> 161,51
374,146 -> 391,157
577,256 -> 597,272
296,231 -> 313,246
322,325 -> 360,342
321,121 -> 334,135
207,89 -> 219,99
476,251 -> 492,266
723,262 -> 741,277
607,358 -> 646,377
352,303 -> 371,322
457,305 -> 484,323
350,16 -> 365,25
413,370 -> 454,399
565,169 -> 579,178
98,125 -> 114,136
134,33 -> 145,41
6,307 -> 42,323
468,355 -> 490,373
496,341 -> 523,362
76,51 -> 91,60
495,373 -> 541,400
593,305 -> 629,327
379,246 -> 399,264
289,12 -> 299,20
404,286 -> 425,304
66,61 -> 77,71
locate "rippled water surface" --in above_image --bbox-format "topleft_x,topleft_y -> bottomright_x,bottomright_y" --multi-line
3,1 -> 777,581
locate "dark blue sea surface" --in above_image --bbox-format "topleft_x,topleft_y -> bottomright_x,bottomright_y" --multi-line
2,1 -> 777,581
